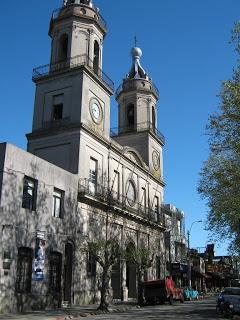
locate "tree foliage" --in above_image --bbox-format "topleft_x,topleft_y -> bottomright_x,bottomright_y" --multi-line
125,245 -> 153,305
198,22 -> 240,252
86,239 -> 121,311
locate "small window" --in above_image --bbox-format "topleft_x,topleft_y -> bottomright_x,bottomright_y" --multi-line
89,157 -> 98,195
52,188 -> 64,218
52,94 -> 64,121
112,170 -> 120,199
126,180 -> 136,207
22,176 -> 37,211
87,251 -> 96,277
127,104 -> 134,127
140,187 -> 146,212
152,106 -> 156,132
53,104 -> 63,121
93,40 -> 100,75
49,252 -> 62,293
58,34 -> 68,62
16,247 -> 33,293
154,196 -> 159,221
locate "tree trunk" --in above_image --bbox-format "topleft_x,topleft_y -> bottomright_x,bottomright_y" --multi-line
98,268 -> 110,311
137,270 -> 144,306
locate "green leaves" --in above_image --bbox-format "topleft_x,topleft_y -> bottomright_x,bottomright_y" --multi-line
198,22 -> 240,253
124,245 -> 153,275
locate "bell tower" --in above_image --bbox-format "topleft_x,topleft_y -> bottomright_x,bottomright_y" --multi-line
113,47 -> 165,180
27,0 -> 114,173
50,0 -> 104,70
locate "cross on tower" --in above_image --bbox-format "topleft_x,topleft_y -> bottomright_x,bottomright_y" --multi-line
134,36 -> 138,47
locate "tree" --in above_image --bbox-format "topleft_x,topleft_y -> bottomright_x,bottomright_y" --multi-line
86,239 -> 121,311
198,22 -> 240,253
125,245 -> 153,305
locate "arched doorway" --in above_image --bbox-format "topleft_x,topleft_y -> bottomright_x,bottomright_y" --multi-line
126,243 -> 137,298
63,242 -> 74,303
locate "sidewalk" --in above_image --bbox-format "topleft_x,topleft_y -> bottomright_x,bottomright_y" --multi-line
0,302 -> 137,320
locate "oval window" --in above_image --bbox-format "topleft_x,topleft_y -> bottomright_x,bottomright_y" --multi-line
126,180 -> 136,206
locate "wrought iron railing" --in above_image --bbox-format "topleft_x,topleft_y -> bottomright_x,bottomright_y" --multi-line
32,54 -> 114,92
78,178 -> 165,226
42,117 -> 71,130
174,234 -> 187,244
51,4 -> 107,31
110,121 -> 165,145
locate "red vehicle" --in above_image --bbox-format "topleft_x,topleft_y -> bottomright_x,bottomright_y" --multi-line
143,278 -> 184,305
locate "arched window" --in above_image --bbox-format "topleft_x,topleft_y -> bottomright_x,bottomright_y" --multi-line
16,247 -> 33,293
93,40 -> 100,75
127,104 -> 134,128
152,106 -> 156,132
58,34 -> 68,62
126,180 -> 136,207
126,242 -> 137,298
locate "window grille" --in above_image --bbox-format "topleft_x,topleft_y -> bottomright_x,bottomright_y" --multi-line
16,247 -> 33,293
49,252 -> 62,292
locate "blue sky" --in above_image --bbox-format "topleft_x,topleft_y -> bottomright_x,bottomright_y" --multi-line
1,1 -> 239,255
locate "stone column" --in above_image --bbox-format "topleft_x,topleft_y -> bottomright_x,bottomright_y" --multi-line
121,259 -> 128,301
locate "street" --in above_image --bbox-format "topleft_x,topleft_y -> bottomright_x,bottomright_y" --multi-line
93,296 -> 219,320
0,296 -> 225,320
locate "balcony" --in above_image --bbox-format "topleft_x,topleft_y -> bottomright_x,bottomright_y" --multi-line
32,54 -> 114,92
110,121 -> 165,145
78,179 -> 165,227
174,234 -> 187,245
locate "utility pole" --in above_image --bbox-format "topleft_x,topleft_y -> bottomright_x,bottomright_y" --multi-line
187,220 -> 202,287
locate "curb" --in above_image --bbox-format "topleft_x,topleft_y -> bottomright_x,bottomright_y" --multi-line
53,306 -> 137,320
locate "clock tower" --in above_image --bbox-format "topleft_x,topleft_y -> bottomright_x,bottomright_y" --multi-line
27,0 -> 114,173
113,47 -> 164,180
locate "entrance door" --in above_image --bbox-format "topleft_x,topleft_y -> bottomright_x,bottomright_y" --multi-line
111,259 -> 121,299
126,243 -> 137,298
63,242 -> 73,303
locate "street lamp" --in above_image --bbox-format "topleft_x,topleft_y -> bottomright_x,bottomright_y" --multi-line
187,220 -> 202,287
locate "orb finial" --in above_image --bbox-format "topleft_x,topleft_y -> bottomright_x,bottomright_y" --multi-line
127,39 -> 147,79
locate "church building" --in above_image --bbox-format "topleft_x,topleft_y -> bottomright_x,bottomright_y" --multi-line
0,0 -> 184,313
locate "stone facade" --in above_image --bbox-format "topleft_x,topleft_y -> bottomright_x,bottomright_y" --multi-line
163,204 -> 187,286
0,0 -> 186,314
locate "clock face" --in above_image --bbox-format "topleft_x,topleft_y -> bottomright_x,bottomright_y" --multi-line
90,100 -> 102,123
152,150 -> 160,171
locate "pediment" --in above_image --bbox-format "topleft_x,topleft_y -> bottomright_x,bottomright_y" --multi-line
124,147 -> 145,167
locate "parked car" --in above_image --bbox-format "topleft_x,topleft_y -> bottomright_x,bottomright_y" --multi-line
143,279 -> 184,305
183,286 -> 199,300
217,287 -> 240,316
